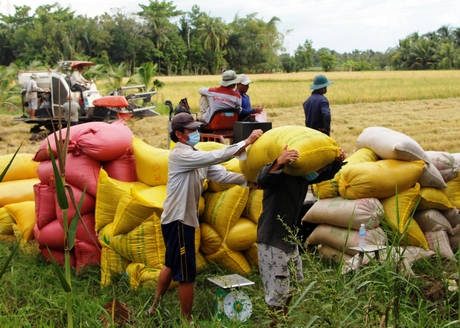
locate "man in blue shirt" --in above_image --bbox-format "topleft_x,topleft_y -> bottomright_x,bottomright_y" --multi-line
236,74 -> 264,121
303,74 -> 333,136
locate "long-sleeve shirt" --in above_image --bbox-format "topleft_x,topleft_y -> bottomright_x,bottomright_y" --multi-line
256,160 -> 342,252
199,86 -> 242,123
25,79 -> 43,102
70,70 -> 89,86
303,91 -> 331,136
161,141 -> 247,228
237,91 -> 255,121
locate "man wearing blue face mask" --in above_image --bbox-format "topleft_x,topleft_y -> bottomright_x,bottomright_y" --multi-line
256,145 -> 344,327
146,112 -> 263,323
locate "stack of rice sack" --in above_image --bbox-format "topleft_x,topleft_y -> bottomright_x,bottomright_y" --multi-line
96,137 -> 205,290
0,153 -> 39,244
32,121 -> 135,270
307,126 -> 460,269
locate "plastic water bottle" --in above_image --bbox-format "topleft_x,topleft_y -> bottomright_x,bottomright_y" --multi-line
358,224 -> 366,248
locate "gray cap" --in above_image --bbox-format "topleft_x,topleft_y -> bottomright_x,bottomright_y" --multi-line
31,73 -> 38,79
219,70 -> 241,87
171,113 -> 202,131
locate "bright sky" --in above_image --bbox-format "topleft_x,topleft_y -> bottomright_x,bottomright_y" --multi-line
2,0 -> 460,54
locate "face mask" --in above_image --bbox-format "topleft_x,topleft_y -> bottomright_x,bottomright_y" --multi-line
303,171 -> 319,181
186,130 -> 200,146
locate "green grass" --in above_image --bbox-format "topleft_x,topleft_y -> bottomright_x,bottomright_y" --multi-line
1,237 -> 459,327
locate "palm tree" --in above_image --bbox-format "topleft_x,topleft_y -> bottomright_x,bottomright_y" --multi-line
197,16 -> 228,52
437,25 -> 453,40
127,62 -> 164,92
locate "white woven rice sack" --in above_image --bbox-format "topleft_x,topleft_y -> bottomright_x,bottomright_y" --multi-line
418,163 -> 447,188
414,209 -> 453,235
356,126 -> 430,163
425,151 -> 459,183
424,230 -> 456,259
302,197 -> 383,230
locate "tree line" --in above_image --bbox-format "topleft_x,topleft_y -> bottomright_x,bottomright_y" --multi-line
1,1 -> 460,76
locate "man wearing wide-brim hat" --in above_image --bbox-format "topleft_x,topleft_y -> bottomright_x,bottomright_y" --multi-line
198,70 -> 242,123
303,74 -> 334,136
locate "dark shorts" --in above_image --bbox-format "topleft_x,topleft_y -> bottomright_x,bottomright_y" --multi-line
162,220 -> 196,282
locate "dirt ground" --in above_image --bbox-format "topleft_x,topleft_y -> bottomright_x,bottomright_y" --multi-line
1,97 -> 460,157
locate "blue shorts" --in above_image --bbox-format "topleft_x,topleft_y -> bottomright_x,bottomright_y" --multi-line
162,220 -> 196,282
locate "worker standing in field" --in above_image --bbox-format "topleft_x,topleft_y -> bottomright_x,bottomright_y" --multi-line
25,73 -> 45,119
256,145 -> 344,327
145,112 -> 263,323
303,74 -> 333,136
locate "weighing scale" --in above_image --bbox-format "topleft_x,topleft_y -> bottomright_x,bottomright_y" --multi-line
207,274 -> 254,322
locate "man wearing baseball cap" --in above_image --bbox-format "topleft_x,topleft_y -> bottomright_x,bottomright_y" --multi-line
303,74 -> 334,136
25,73 -> 45,119
236,74 -> 264,121
198,70 -> 242,123
146,112 -> 263,322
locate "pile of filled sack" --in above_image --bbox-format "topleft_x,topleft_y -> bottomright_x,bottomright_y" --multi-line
1,122 -> 459,289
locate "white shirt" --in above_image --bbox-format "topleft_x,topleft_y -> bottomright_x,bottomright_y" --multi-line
25,79 -> 43,101
161,141 -> 247,228
70,70 -> 89,86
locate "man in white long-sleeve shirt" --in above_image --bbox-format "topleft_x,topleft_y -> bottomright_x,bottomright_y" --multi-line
145,112 -> 263,322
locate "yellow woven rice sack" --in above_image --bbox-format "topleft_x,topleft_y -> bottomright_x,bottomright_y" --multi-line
98,222 -> 114,247
205,243 -> 251,275
226,217 -> 257,251
221,158 -> 242,174
200,222 -> 223,255
0,153 -> 39,182
240,126 -> 341,182
196,251 -> 208,273
313,147 -> 379,199
112,185 -> 167,236
95,169 -> 149,231
441,173 -> 460,209
417,187 -> 453,211
110,213 -> 165,269
201,185 -> 249,238
100,245 -> 130,288
195,141 -> 226,151
132,137 -> 169,187
207,180 -> 238,193
4,201 -> 36,242
0,178 -> 39,207
243,243 -> 259,268
380,183 -> 428,249
339,159 -> 424,199
313,174 -> 340,199
123,263 -> 159,290
242,188 -> 263,224
307,224 -> 387,255
0,207 -> 15,235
